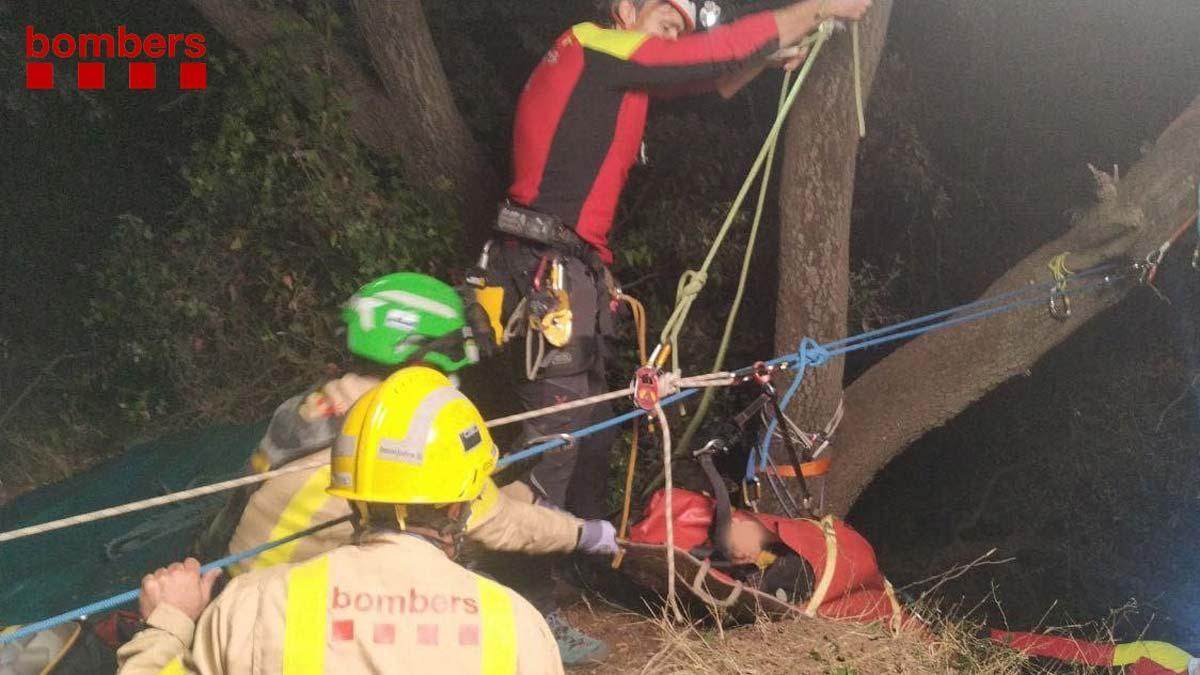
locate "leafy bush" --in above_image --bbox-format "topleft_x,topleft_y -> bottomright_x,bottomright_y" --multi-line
87,51 -> 459,425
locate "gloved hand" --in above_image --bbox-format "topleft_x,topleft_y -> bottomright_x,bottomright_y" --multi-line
576,520 -> 618,556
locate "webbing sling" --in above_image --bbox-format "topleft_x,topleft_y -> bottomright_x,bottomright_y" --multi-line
803,516 -> 839,617
476,576 -> 517,675
282,556 -> 330,674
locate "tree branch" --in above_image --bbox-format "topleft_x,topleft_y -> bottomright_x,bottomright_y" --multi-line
826,93 -> 1200,516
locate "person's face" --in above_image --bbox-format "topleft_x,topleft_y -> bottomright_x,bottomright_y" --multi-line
726,515 -> 769,565
618,0 -> 688,40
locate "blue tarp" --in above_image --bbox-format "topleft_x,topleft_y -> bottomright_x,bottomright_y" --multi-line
0,423 -> 264,625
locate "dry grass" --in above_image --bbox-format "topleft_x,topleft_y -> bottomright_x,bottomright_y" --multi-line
562,597 -> 1113,674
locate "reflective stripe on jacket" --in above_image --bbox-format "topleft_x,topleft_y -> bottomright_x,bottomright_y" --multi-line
227,450 -> 583,575
116,534 -> 564,675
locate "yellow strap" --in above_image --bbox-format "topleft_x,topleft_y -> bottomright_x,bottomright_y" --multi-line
247,466 -> 334,573
804,516 -> 839,617
1112,641 -> 1193,670
571,22 -> 647,60
283,556 -> 329,675
883,578 -> 903,633
465,479 -> 501,531
158,657 -> 188,675
476,576 -> 517,675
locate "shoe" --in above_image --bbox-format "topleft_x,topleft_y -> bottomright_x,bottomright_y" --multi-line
543,609 -> 610,666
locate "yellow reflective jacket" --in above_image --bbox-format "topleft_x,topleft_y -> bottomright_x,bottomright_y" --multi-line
117,533 -> 564,675
226,449 -> 583,575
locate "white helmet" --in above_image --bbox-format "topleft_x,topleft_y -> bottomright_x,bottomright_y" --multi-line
662,0 -> 697,32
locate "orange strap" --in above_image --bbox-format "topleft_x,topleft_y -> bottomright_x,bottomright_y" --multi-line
763,457 -> 831,478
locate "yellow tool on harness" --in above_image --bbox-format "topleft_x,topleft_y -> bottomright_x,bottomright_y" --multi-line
465,241 -> 507,349
537,259 -> 573,348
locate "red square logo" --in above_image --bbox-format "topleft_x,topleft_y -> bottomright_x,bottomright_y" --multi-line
331,619 -> 355,642
416,624 -> 439,646
26,62 -> 53,90
458,624 -> 480,647
128,62 -> 156,90
372,623 -> 395,645
179,62 -> 206,90
77,62 -> 105,90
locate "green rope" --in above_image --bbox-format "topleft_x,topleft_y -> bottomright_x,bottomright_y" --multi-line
655,22 -> 836,375
675,72 -> 791,455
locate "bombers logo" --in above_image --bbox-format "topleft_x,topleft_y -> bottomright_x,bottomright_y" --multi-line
24,25 -> 208,91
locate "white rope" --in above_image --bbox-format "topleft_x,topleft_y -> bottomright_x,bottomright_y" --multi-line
655,403 -> 685,623
0,367 -> 745,545
0,455 -> 327,544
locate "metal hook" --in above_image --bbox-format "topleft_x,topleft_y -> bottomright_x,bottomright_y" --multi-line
1048,289 -> 1072,320
523,433 -> 577,454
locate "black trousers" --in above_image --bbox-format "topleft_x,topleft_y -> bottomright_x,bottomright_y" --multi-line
482,240 -> 620,613
491,239 -> 618,520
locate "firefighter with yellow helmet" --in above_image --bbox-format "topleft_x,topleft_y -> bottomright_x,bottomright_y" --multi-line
187,273 -> 615,665
118,368 -> 564,675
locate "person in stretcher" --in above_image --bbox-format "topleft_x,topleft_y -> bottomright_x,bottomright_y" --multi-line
626,452 -> 907,627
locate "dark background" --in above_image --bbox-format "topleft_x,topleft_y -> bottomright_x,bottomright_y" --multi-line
2,0 -> 1199,651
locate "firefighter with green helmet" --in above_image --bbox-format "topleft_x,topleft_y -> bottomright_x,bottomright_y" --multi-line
193,272 -> 616,666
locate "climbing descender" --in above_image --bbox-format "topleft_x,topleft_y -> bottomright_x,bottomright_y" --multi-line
527,256 -> 573,348
633,365 -> 662,411
541,260 -> 573,347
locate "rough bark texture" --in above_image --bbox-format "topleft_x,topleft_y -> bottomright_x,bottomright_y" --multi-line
770,5 -> 892,493
351,0 -> 499,243
189,0 -> 498,242
826,93 -> 1200,516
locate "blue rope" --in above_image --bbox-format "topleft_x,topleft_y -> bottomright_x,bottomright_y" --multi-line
0,515 -> 352,646
2,261 -> 1127,645
745,270 -> 1122,480
497,388 -> 702,468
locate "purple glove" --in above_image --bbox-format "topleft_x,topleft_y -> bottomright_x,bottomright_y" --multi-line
577,520 -> 617,556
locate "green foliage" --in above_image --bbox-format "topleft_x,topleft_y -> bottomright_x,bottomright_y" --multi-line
87,50 -> 459,425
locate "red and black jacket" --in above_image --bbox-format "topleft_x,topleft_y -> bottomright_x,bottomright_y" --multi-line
509,13 -> 781,264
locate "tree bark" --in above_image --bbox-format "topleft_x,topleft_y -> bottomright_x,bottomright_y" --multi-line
351,0 -> 499,243
825,93 -> 1200,516
770,5 -> 892,506
189,0 -> 499,242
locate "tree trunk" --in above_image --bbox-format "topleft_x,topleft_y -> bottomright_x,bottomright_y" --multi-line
189,0 -> 499,243
770,5 -> 892,507
351,0 -> 499,243
825,93 -> 1200,516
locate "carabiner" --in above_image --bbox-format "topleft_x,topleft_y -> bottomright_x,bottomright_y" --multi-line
1048,289 -> 1072,320
751,361 -> 771,386
1192,245 -> 1200,271
741,478 -> 762,509
532,255 -> 550,292
523,433 -> 577,454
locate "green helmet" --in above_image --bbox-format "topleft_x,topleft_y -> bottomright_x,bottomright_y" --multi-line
341,273 -> 477,372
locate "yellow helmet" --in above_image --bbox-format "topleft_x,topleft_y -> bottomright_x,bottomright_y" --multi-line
327,366 -> 496,505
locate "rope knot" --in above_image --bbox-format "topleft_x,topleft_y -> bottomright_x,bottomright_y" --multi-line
678,270 -> 708,299
798,338 -> 831,367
